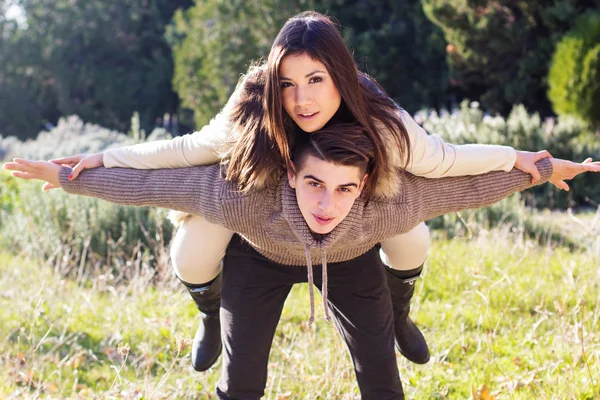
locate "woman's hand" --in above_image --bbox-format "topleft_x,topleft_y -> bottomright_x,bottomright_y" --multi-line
514,150 -> 553,184
49,153 -> 104,189
549,158 -> 600,191
3,158 -> 63,190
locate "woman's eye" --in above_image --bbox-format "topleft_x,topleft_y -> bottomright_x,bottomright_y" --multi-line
280,81 -> 292,89
309,76 -> 323,84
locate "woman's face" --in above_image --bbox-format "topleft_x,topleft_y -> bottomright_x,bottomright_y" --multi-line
279,53 -> 342,133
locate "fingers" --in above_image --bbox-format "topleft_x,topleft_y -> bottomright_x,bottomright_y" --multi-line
11,171 -> 37,180
529,167 -> 541,184
3,159 -> 33,173
582,157 -> 593,164
536,150 -> 553,160
69,162 -> 85,180
49,155 -> 83,165
41,182 -> 58,191
555,180 -> 570,191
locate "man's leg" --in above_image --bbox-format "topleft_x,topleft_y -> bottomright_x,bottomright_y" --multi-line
314,247 -> 404,400
216,236 -> 300,400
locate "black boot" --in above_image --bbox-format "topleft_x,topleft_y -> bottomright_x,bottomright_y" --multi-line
384,266 -> 430,364
181,274 -> 222,371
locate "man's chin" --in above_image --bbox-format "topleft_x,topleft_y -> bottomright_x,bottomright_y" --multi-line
309,222 -> 337,235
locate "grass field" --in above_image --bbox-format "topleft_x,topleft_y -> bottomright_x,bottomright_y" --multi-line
1,227 -> 599,399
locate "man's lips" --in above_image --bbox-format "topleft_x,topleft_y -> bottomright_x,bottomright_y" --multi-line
313,214 -> 335,225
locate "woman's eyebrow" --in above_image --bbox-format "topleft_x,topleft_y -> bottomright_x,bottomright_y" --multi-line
280,70 -> 326,80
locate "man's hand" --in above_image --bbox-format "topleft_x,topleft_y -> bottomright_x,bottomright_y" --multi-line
514,150 -> 553,184
549,158 -> 600,191
3,158 -> 63,190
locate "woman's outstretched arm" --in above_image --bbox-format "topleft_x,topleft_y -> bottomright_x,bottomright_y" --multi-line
398,158 -> 600,229
391,110 -> 553,184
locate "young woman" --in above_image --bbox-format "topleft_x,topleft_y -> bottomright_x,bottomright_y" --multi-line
48,11 -> 554,371
5,124 -> 598,399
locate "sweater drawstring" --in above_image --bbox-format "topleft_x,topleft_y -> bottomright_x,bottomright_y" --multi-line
304,245 -> 331,324
321,247 -> 331,322
304,245 -> 315,325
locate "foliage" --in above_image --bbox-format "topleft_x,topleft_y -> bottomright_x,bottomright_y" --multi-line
0,176 -> 174,282
0,115 -> 171,162
0,0 -> 193,140
422,0 -> 600,116
548,11 -> 600,128
169,0 -> 312,128
317,0 -> 453,113
417,100 -> 600,208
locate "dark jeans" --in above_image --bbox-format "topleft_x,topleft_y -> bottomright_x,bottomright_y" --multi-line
215,235 -> 404,400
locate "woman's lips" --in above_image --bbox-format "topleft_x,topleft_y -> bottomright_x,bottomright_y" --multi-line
297,111 -> 319,121
314,214 -> 334,225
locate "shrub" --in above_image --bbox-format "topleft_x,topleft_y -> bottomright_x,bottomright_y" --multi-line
548,12 -> 600,128
417,100 -> 600,209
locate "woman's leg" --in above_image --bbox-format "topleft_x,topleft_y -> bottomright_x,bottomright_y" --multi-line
170,214 -> 234,371
216,236 -> 298,400
315,247 -> 404,399
380,222 -> 430,364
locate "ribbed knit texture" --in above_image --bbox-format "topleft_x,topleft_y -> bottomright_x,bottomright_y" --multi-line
60,159 -> 552,267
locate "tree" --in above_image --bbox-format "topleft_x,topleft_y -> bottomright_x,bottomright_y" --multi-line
316,0 -> 452,113
422,0 -> 600,116
548,11 -> 600,128
0,0 -> 193,140
169,0 -> 312,128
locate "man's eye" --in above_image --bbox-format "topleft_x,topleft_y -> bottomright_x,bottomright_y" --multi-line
309,181 -> 321,187
339,187 -> 351,193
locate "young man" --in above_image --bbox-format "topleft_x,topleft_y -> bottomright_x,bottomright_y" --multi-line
4,123 -> 599,399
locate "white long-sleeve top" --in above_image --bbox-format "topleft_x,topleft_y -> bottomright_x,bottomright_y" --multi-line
104,108 -> 516,183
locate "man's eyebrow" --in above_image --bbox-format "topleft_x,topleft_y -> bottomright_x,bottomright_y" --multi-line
280,70 -> 326,80
304,174 -> 358,188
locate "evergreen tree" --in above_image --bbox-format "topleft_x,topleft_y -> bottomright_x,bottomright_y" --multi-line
0,0 -> 193,139
548,11 -> 600,128
316,0 -> 452,113
422,0 -> 600,116
170,0 -> 312,128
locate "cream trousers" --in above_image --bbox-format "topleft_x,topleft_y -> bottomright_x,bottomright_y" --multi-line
170,215 -> 430,284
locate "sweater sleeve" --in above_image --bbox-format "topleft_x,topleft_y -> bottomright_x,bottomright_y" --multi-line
401,158 -> 552,226
398,110 -> 517,177
58,165 -> 226,225
103,90 -> 240,169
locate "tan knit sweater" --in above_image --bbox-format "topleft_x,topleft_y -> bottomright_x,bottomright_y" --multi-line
59,160 -> 552,266
59,159 -> 552,321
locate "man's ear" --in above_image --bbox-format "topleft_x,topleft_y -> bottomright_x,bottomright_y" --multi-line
287,161 -> 297,189
357,173 -> 368,195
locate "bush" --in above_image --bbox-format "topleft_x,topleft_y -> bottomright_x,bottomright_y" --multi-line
0,115 -> 172,162
548,12 -> 600,128
0,115 -> 175,282
417,100 -> 600,209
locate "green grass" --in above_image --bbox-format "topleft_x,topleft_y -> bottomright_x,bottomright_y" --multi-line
1,229 -> 599,399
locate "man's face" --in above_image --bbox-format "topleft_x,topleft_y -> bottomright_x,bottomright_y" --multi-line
288,155 -> 367,235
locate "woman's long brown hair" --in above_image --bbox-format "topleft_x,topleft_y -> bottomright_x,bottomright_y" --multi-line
226,11 -> 410,200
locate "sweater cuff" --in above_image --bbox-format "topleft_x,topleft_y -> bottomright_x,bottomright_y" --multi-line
534,158 -> 553,183
59,167 -> 84,195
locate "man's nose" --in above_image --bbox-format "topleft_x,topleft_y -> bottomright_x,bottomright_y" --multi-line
318,192 -> 334,213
